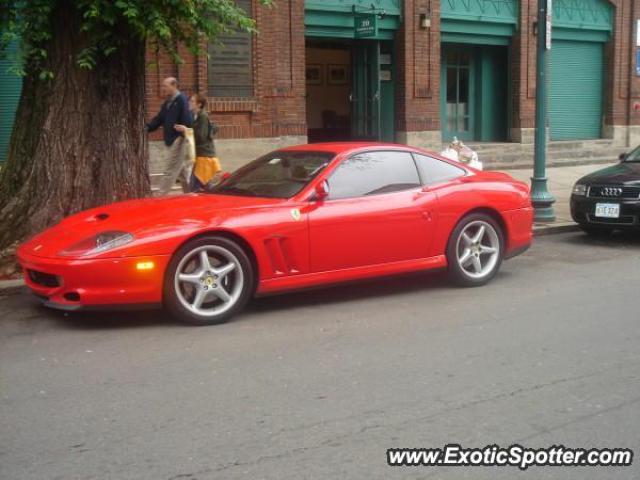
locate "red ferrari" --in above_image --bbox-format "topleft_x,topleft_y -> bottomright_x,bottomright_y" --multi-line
18,143 -> 533,325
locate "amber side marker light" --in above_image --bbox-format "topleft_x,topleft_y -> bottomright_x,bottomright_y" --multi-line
136,261 -> 155,271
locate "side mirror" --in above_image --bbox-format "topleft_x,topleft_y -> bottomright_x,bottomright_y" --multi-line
314,180 -> 329,201
619,153 -> 627,162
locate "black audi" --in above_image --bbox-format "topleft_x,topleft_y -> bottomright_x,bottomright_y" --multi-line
571,147 -> 640,235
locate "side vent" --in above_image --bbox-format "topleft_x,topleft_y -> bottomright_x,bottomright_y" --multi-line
264,237 -> 299,275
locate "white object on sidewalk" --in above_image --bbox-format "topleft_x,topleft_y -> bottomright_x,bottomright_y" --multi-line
441,137 -> 483,170
440,146 -> 459,162
467,152 -> 483,171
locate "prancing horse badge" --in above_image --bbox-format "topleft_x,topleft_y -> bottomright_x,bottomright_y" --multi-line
290,208 -> 301,221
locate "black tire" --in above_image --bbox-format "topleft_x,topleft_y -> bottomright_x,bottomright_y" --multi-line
446,213 -> 505,287
163,235 -> 255,325
579,224 -> 613,237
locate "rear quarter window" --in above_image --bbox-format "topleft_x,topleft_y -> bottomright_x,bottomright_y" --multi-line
413,154 -> 466,186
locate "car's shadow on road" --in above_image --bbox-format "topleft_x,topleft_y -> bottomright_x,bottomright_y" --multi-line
562,230 -> 640,248
43,305 -> 174,330
43,269 -> 460,330
248,269 -> 454,315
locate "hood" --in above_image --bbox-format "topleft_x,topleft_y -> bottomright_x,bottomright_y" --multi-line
20,193 -> 282,259
579,162 -> 640,186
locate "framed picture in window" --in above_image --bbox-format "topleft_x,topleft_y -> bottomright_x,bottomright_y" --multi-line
327,64 -> 349,85
306,65 -> 323,86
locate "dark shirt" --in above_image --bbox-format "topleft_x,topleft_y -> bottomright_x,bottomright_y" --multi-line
193,111 -> 218,157
146,92 -> 193,146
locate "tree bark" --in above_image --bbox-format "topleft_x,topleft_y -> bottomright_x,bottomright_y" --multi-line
0,2 -> 149,264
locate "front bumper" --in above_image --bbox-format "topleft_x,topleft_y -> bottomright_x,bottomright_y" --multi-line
570,195 -> 640,228
17,250 -> 171,310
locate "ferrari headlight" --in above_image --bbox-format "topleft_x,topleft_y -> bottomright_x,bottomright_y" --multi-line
572,184 -> 587,196
59,231 -> 134,257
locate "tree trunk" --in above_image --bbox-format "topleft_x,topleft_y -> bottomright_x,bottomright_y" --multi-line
0,2 -> 149,267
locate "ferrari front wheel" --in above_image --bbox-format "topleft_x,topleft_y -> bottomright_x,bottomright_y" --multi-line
446,213 -> 504,287
164,236 -> 254,325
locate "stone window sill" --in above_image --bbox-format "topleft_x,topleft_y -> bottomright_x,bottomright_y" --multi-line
208,98 -> 258,113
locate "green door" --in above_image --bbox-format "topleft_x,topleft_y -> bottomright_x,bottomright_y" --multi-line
0,41 -> 22,163
351,41 -> 380,140
477,46 -> 508,142
550,40 -> 604,141
441,44 -> 509,143
441,47 -> 475,142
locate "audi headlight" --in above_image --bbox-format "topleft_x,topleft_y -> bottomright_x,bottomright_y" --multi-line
572,184 -> 587,196
59,231 -> 134,257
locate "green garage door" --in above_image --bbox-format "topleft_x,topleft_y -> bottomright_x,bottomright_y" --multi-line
549,40 -> 603,141
0,42 -> 22,163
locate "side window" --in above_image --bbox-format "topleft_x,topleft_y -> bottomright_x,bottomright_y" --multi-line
414,154 -> 466,186
328,151 -> 421,200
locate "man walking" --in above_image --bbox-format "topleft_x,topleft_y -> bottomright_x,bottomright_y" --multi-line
146,77 -> 193,194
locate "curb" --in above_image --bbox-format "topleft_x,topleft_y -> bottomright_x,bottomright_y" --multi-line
0,278 -> 25,292
488,158 -> 614,171
533,222 -> 581,236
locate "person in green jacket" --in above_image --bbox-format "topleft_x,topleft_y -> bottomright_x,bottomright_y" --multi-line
175,93 -> 220,192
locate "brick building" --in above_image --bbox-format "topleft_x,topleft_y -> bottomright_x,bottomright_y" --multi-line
2,1 -> 639,169
144,0 -> 640,171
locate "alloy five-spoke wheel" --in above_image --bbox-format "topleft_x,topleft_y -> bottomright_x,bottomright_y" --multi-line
447,213 -> 504,287
456,221 -> 500,279
175,246 -> 243,317
164,236 -> 254,325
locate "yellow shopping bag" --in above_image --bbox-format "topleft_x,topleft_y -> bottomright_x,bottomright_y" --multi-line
194,157 -> 222,185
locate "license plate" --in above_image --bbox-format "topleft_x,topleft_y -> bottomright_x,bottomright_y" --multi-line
595,203 -> 620,218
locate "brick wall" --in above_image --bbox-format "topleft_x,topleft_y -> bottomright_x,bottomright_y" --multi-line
512,0 -> 537,134
145,0 -> 640,151
145,0 -> 307,145
396,0 -> 441,134
512,0 -> 636,141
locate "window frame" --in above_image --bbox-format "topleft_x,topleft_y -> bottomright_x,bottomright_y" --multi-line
206,0 -> 257,103
324,150 -> 423,201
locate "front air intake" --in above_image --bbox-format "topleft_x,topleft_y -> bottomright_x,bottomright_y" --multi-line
28,270 -> 60,287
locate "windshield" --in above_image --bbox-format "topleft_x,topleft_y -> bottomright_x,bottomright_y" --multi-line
624,146 -> 640,162
208,151 -> 334,198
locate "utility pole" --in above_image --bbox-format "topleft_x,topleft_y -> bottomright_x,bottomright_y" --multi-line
531,0 -> 556,222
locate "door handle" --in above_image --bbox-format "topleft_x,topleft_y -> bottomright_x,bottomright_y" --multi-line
421,211 -> 432,221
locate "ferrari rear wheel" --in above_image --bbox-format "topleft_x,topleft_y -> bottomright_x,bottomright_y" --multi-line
164,236 -> 254,325
447,213 -> 504,287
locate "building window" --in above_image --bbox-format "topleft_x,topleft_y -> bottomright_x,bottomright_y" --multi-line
207,0 -> 254,98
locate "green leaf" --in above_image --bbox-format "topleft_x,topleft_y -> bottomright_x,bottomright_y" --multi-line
1,0 -> 273,77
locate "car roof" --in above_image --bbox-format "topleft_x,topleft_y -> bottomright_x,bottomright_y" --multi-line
273,142 -> 473,174
278,142 -> 417,155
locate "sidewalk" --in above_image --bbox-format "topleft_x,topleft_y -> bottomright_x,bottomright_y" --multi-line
502,162 -> 615,233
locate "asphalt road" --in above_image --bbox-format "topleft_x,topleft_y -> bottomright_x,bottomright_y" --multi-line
1,232 -> 639,480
